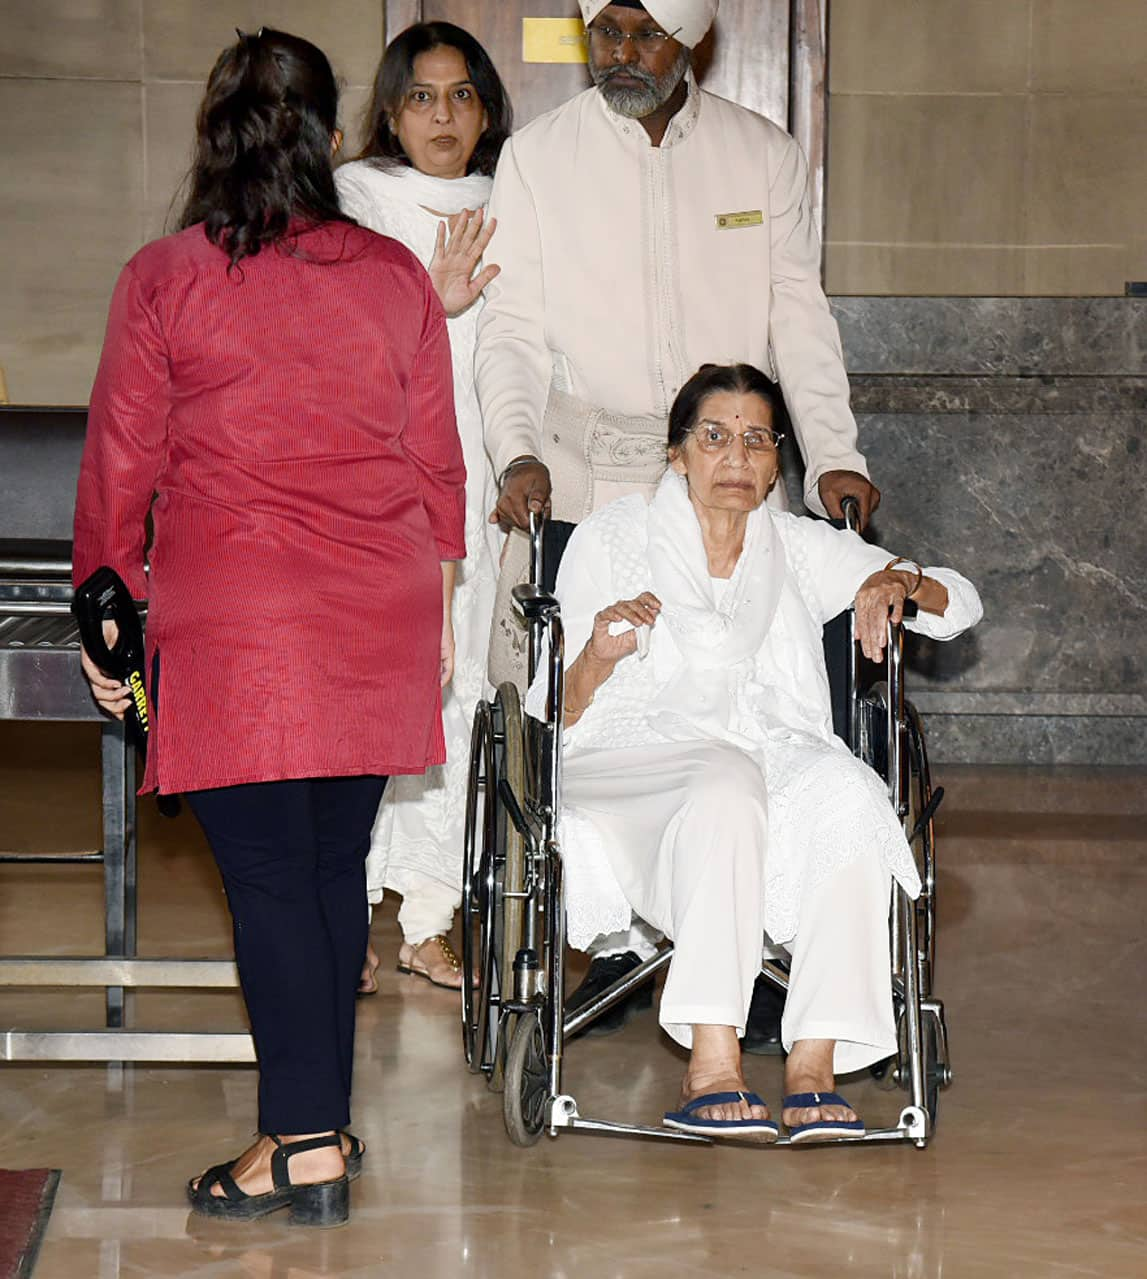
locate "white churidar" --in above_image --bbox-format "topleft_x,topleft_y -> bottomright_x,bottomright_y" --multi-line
336,161 -> 501,940
579,0 -> 719,48
526,482 -> 982,1063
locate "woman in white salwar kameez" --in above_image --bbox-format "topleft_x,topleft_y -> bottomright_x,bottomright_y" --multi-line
526,362 -> 983,1141
336,24 -> 510,990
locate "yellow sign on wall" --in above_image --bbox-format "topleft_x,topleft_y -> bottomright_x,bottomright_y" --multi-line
522,17 -> 588,64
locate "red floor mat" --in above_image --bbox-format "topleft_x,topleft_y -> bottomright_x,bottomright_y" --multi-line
0,1171 -> 60,1279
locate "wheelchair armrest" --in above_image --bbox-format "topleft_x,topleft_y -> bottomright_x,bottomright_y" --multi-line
512,583 -> 560,621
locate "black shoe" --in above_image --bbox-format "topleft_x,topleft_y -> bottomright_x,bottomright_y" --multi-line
742,971 -> 787,1056
186,1133 -> 349,1227
565,951 -> 655,1038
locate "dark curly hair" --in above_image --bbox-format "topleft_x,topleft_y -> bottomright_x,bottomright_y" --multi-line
668,363 -> 786,450
179,28 -> 352,266
357,22 -> 512,177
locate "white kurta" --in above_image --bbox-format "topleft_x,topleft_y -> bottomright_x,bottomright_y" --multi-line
336,162 -> 501,930
526,493 -> 983,1063
476,73 -> 867,515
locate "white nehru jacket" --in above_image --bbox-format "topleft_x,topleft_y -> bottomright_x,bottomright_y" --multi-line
579,0 -> 719,48
476,77 -> 867,516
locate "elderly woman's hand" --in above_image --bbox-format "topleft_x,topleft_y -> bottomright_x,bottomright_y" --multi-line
587,593 -> 661,665
853,570 -> 912,662
563,593 -> 661,727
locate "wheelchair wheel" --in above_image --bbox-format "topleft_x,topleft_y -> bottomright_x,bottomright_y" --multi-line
461,699 -> 498,1073
460,686 -> 529,1087
503,1010 -> 548,1147
904,703 -> 937,997
921,1008 -> 950,1130
495,682 -> 528,1046
884,998 -> 951,1127
488,683 -> 527,1091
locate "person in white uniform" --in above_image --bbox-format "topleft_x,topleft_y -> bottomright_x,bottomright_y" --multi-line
336,23 -> 510,991
477,0 -> 885,1025
526,362 -> 982,1139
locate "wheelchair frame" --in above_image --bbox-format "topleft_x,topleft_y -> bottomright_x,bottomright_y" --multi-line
462,507 -> 951,1148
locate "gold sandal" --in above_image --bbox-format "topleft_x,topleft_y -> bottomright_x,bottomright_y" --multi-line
397,935 -> 472,990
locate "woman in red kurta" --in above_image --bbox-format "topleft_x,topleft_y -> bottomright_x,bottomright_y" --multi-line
75,29 -> 465,1227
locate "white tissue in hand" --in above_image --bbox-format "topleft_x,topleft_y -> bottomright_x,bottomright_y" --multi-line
606,620 -> 651,659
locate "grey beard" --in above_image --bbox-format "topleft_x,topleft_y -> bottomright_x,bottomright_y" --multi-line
592,45 -> 690,119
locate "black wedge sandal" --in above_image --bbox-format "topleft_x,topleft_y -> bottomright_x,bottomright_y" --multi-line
187,1132 -> 349,1227
341,1130 -> 365,1182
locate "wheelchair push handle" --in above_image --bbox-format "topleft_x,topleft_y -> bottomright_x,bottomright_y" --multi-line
72,565 -> 151,755
528,508 -> 545,589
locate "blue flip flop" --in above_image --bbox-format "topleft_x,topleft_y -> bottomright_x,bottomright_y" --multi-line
783,1091 -> 866,1142
663,1091 -> 780,1141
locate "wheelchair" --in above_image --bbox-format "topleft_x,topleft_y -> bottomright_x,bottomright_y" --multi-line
461,501 -> 951,1148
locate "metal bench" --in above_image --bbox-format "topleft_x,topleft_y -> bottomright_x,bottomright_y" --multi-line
0,406 -> 252,1064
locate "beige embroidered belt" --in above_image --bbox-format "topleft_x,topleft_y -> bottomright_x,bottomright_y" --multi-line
542,386 -> 669,520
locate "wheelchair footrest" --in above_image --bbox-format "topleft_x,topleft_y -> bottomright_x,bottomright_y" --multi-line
544,1095 -> 930,1148
547,1096 -> 711,1144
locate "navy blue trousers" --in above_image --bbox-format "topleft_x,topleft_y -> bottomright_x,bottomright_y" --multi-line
186,775 -> 387,1134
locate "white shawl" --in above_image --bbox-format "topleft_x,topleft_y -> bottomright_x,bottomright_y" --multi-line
646,471 -> 784,747
345,163 -> 493,215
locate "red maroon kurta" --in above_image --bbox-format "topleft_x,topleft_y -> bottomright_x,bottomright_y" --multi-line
74,221 -> 466,793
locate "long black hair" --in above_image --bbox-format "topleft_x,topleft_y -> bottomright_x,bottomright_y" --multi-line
357,22 -> 512,177
668,363 -> 785,450
179,28 -> 352,266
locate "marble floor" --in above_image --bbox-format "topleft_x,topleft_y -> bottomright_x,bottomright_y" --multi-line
1,723 -> 1145,1278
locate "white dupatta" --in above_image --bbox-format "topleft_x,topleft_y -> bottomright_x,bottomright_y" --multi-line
646,471 -> 786,746
353,163 -> 493,215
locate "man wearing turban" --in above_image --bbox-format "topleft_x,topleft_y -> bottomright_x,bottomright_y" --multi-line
475,0 -> 878,1041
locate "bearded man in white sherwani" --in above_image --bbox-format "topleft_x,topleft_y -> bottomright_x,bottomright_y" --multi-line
475,0 -> 878,1031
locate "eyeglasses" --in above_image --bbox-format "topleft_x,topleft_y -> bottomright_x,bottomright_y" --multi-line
691,422 -> 784,453
586,23 -> 681,50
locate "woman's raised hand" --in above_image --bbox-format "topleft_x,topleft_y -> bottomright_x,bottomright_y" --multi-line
428,209 -> 500,317
853,570 -> 911,662
586,593 -> 661,665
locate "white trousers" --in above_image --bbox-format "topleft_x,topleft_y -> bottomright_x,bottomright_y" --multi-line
372,869 -> 459,947
591,920 -> 661,961
563,740 -> 897,1073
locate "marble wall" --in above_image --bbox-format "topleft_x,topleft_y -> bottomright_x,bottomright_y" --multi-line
825,0 -> 1147,296
0,0 -> 383,406
826,297 -> 1147,764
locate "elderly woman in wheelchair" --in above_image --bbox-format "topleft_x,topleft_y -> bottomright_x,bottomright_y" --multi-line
525,361 -> 982,1142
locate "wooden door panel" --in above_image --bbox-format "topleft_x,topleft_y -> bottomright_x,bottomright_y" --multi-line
386,1 -> 790,127
695,0 -> 789,127
386,1 -> 591,126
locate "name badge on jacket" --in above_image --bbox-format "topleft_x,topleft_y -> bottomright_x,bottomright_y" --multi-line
715,210 -> 764,230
